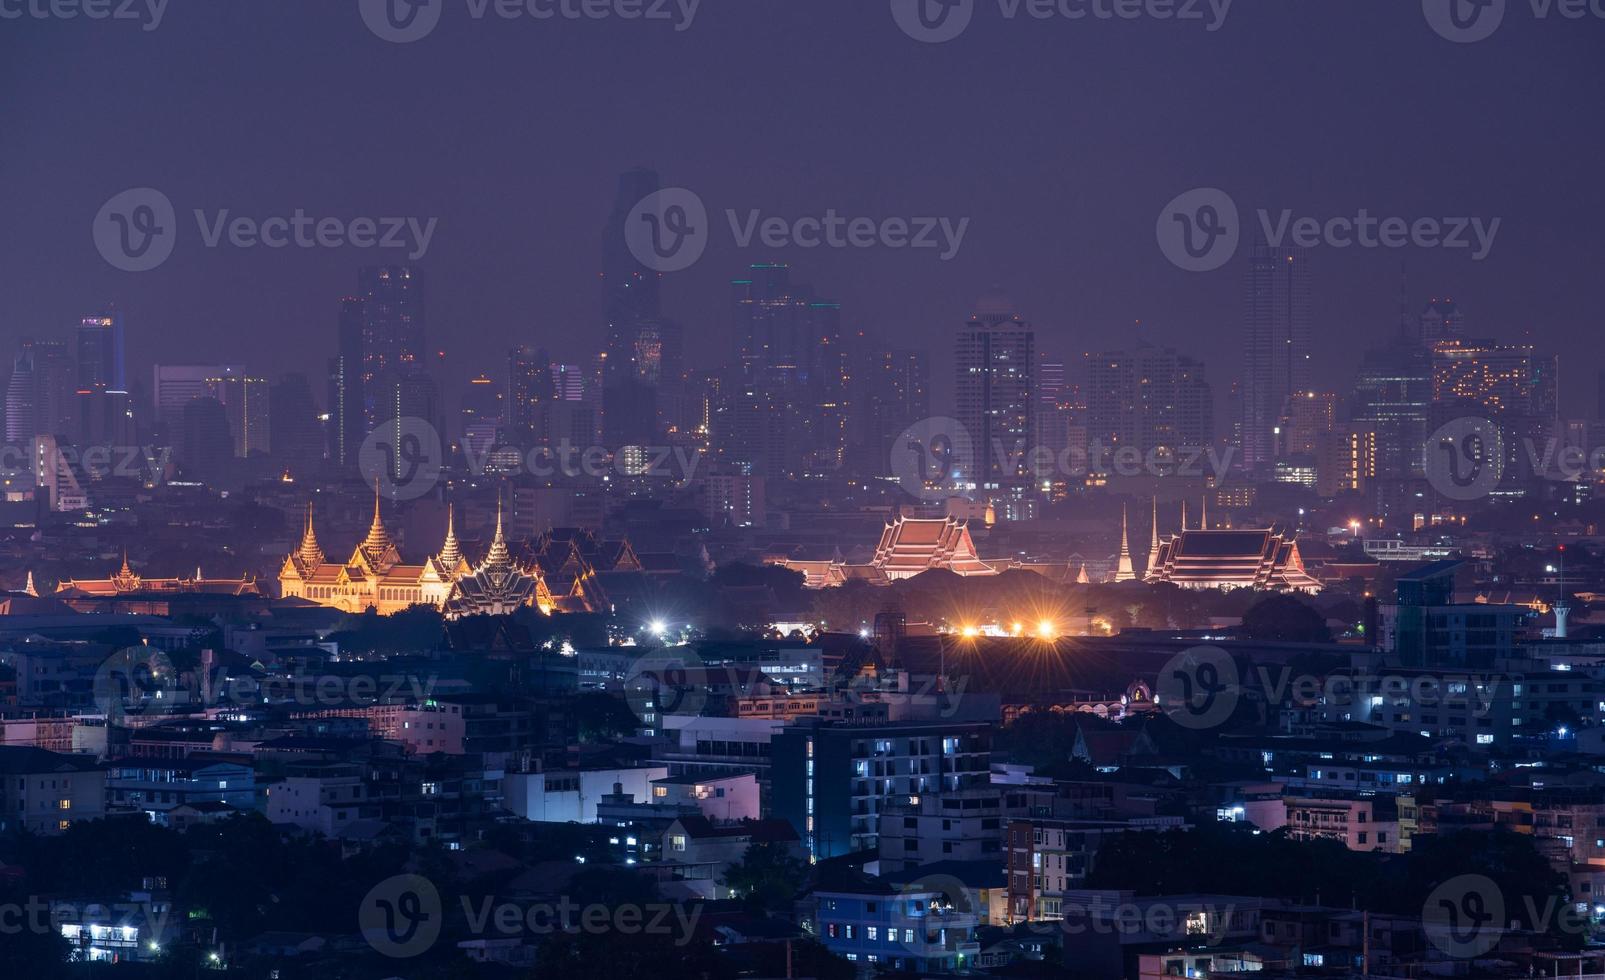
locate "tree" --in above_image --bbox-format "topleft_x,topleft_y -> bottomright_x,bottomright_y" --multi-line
1240,593 -> 1331,643
720,840 -> 808,914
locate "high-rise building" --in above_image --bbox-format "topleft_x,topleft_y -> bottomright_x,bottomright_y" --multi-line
1037,357 -> 1069,457
505,345 -> 552,446
5,340 -> 76,443
850,339 -> 929,476
206,373 -> 270,458
1241,243 -> 1311,471
5,348 -> 36,444
955,290 -> 1036,486
153,364 -> 243,441
603,168 -> 663,337
1352,295 -> 1432,481
600,169 -> 677,448
177,397 -> 234,483
358,265 -> 425,429
730,264 -> 846,472
1419,297 -> 1466,346
1430,336 -> 1558,481
1281,391 -> 1338,459
602,319 -> 683,446
329,297 -> 366,468
270,373 -> 324,476
1086,343 -> 1212,461
461,373 -> 502,451
77,312 -> 126,392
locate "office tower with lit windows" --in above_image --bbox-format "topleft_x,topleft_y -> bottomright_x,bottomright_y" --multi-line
955,290 -> 1035,486
505,345 -> 553,446
77,312 -> 126,392
850,339 -> 929,476
1281,391 -> 1338,459
358,265 -> 425,430
1086,343 -> 1212,461
6,339 -> 76,443
1430,335 -> 1558,481
1241,243 -> 1311,472
204,373 -> 270,458
730,264 -> 846,472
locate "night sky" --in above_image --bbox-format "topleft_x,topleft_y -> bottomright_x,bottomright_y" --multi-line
2,0 -> 1601,416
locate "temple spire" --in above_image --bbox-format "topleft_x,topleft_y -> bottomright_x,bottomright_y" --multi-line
1201,495 -> 1209,530
1114,504 -> 1135,581
24,571 -> 37,597
484,496 -> 512,569
437,503 -> 463,569
1146,496 -> 1162,575
1181,500 -> 1188,532
297,502 -> 324,565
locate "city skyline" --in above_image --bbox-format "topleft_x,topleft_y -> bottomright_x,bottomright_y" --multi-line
1,1 -> 1600,419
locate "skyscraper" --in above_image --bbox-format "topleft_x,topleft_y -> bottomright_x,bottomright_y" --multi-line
955,290 -> 1035,485
505,345 -> 553,446
1086,343 -> 1213,461
206,373 -> 271,458
1352,339 -> 1430,481
7,339 -> 77,442
731,264 -> 846,471
153,364 -> 243,440
603,168 -> 663,335
270,373 -> 324,476
77,312 -> 126,392
359,265 -> 425,430
1241,243 -> 1311,471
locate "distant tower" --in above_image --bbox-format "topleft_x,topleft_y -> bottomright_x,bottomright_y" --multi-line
1114,504 -> 1135,581
1200,495 -> 1209,530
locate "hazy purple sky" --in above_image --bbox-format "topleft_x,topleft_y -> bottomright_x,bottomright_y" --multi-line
2,0 -> 1601,415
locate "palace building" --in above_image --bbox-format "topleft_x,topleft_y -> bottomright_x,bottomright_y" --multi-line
1143,498 -> 1321,593
775,514 -> 1003,587
277,493 -> 640,618
55,555 -> 262,600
